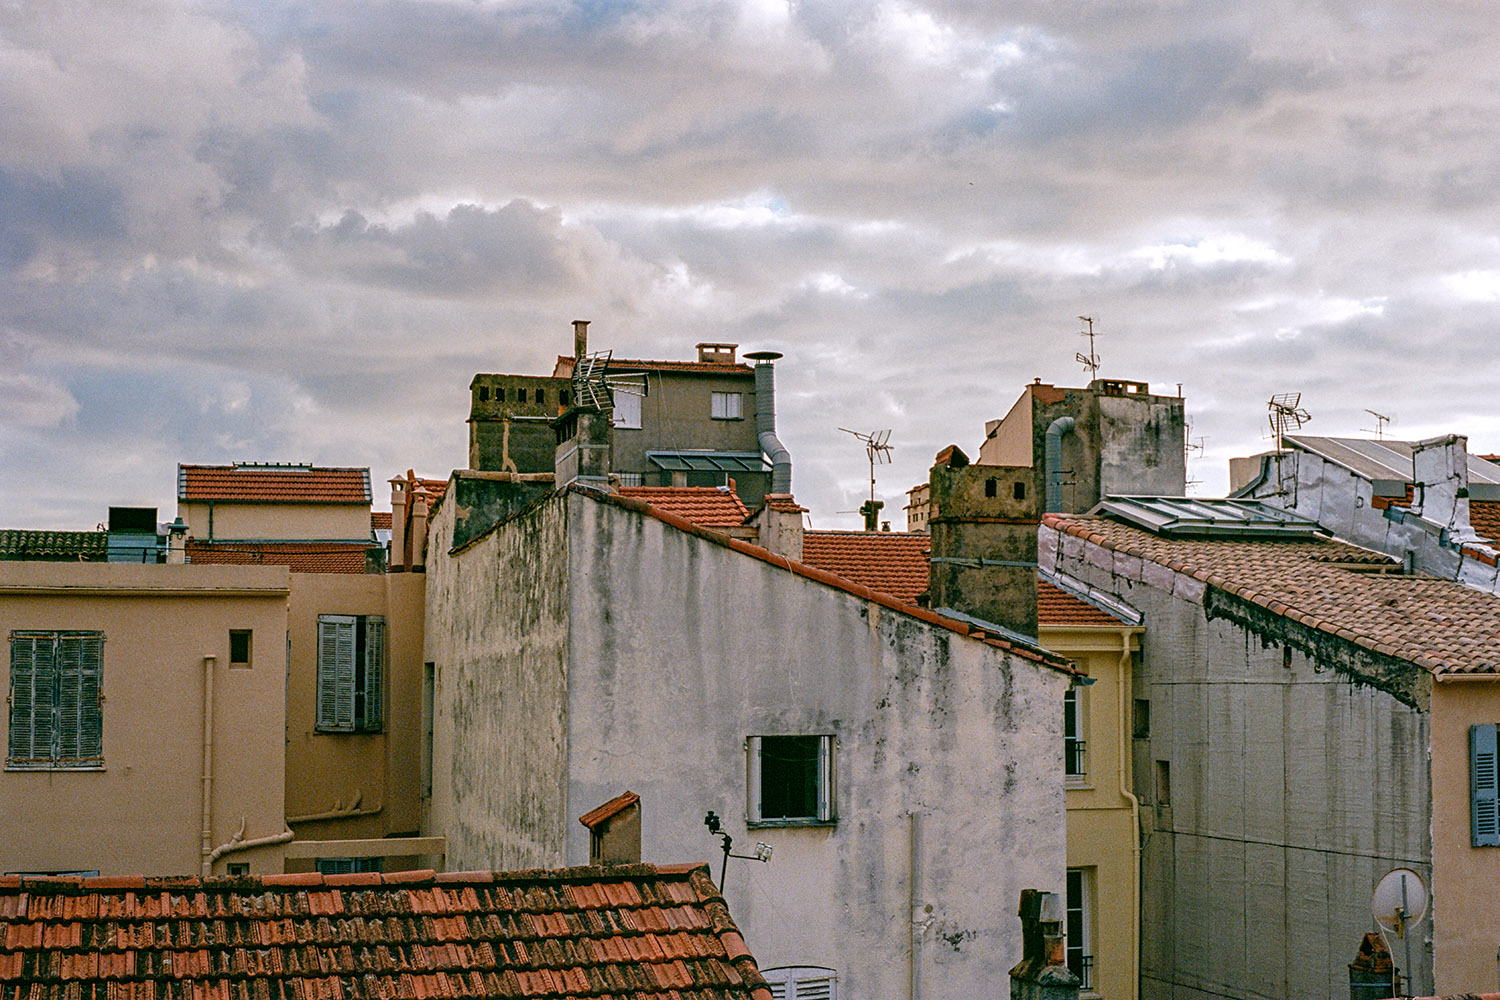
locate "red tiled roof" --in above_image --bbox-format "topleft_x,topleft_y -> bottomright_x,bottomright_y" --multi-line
1471,500 -> 1500,545
0,865 -> 771,1000
1044,512 -> 1500,675
801,531 -> 930,605
554,356 -> 753,376
186,541 -> 374,574
617,487 -> 750,527
179,464 -> 372,504
372,511 -> 393,531
1037,580 -> 1131,627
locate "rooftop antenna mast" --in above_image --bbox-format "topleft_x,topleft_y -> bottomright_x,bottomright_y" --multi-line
1076,316 -> 1101,378
1362,409 -> 1393,440
1268,392 -> 1312,499
839,428 -> 893,505
571,350 -> 645,411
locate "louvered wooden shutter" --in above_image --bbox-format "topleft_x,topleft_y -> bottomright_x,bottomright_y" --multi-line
56,633 -> 103,763
1472,723 -> 1500,847
8,633 -> 48,762
316,617 -> 356,731
362,617 -> 385,732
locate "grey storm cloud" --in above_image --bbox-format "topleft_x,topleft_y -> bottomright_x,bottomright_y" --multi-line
3,0 -> 1500,529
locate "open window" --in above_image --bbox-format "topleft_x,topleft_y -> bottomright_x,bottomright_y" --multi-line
747,735 -> 834,826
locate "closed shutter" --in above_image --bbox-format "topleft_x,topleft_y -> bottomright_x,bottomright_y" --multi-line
362,617 -> 385,732
1472,723 -> 1500,846
817,736 -> 834,822
317,616 -> 356,731
8,633 -> 46,762
763,968 -> 837,1000
56,633 -> 103,763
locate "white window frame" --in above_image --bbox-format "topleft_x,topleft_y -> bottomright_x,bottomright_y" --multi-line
315,615 -> 385,733
711,391 -> 743,420
612,390 -> 642,429
7,631 -> 104,770
747,735 -> 835,826
1066,867 -> 1095,992
1064,685 -> 1087,781
763,967 -> 837,1000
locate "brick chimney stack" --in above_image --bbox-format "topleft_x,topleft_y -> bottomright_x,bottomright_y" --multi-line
1008,889 -> 1080,1000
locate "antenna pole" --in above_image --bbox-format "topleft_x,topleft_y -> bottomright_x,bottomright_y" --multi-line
1076,316 -> 1100,378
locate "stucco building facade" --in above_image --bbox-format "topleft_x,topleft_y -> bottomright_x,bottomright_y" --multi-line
423,482 -> 1077,999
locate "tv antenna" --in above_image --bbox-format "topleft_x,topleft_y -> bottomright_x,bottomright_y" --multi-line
839,428 -> 893,505
571,350 -> 645,411
1076,316 -> 1100,378
1372,867 -> 1427,998
1362,409 -> 1393,440
1184,422 -> 1206,492
703,811 -> 771,890
1267,392 -> 1311,452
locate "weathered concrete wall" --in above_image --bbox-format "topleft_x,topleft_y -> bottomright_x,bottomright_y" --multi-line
423,488 -> 571,870
1429,680 -> 1500,993
975,382 -> 1185,514
928,460 -> 1039,634
0,563 -> 290,876
1096,395 -> 1186,500
563,495 -> 1069,1000
1041,525 -> 1434,1000
468,374 -> 568,473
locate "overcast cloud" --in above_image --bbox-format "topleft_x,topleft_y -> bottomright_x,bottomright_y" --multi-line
4,0 -> 1500,529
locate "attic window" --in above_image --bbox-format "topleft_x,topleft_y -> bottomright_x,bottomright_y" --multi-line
478,386 -> 490,402
496,387 -> 505,402
1014,482 -> 1026,501
985,479 -> 997,498
535,389 -> 545,406
517,388 -> 527,403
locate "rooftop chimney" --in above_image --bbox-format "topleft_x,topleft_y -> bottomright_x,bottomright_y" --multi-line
745,351 -> 791,495
1008,889 -> 1080,1000
573,319 -> 589,361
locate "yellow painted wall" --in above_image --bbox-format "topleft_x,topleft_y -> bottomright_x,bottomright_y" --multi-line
0,562 -> 290,876
283,572 -> 426,855
1430,678 -> 1500,993
1044,625 -> 1141,1000
180,501 -> 372,541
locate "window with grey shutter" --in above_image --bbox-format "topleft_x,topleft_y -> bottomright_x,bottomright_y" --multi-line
8,631 -> 103,769
762,968 -> 837,1000
316,615 -> 385,733
316,616 -> 356,732
1472,723 -> 1500,847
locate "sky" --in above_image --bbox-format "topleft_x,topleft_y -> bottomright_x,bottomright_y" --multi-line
5,0 -> 1500,531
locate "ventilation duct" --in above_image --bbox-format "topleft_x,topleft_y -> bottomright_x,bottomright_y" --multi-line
1045,416 -> 1075,513
746,351 -> 792,494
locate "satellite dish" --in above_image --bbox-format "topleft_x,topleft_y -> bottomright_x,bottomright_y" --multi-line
1372,867 -> 1428,934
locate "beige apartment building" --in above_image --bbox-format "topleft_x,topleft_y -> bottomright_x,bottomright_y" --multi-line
1,464 -> 436,877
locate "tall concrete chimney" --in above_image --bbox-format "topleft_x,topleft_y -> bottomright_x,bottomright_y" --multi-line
573,319 -> 589,362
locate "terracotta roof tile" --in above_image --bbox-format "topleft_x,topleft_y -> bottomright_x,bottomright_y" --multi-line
186,541 -> 375,574
0,866 -> 771,1000
616,487 -> 750,527
1037,580 -> 1131,627
1470,500 -> 1500,545
372,511 -> 393,531
179,465 -> 372,504
800,531 -> 931,604
1045,512 -> 1500,675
